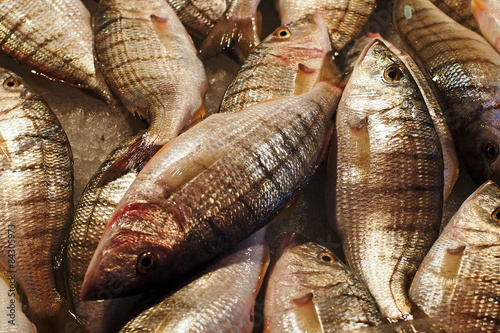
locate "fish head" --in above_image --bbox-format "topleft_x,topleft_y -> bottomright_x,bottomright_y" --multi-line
263,13 -> 331,62
457,105 -> 500,185
81,201 -> 194,300
0,69 -> 36,112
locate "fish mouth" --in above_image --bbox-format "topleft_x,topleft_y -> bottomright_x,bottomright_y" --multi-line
355,37 -> 381,66
312,12 -> 332,53
276,233 -> 310,260
80,252 -> 103,301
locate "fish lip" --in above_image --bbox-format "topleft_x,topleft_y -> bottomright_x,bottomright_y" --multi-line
80,252 -> 103,301
276,232 -> 310,260
311,12 -> 332,53
355,37 -> 381,66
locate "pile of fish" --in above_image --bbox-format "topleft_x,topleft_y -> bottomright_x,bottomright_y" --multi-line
0,0 -> 498,332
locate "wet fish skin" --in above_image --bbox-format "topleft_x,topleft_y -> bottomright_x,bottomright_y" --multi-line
264,234 -> 383,332
0,0 -> 113,102
0,68 -> 79,331
120,228 -> 269,333
81,60 -> 344,300
429,0 -> 480,31
472,0 -> 500,52
166,0 -> 227,38
277,0 -> 377,52
409,180 -> 500,333
394,0 -> 500,186
219,13 -> 331,114
199,0 -> 261,64
334,39 -> 444,322
349,317 -> 446,332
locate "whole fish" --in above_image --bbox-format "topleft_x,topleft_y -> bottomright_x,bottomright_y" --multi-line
0,0 -> 113,102
0,270 -> 37,333
277,0 -> 377,52
64,0 -> 207,330
219,13 -> 331,114
429,0 -> 479,31
472,0 -> 500,52
409,180 -> 500,333
334,39 -> 444,322
120,228 -> 269,333
80,58 -> 344,300
394,0 -> 500,185
0,68 -> 80,332
264,234 -> 383,332
166,0 -> 227,38
199,0 -> 261,64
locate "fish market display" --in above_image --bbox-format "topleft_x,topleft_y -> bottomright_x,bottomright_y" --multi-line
409,180 -> 500,333
0,270 -> 37,333
264,234 -> 383,332
0,68 -> 77,331
220,13 -> 330,114
120,228 -> 269,333
80,58 -> 344,300
334,39 -> 444,322
277,0 -> 377,52
0,0 -> 113,103
199,0 -> 261,64
394,0 -> 500,186
166,0 -> 227,38
472,0 -> 500,52
64,0 -> 208,330
429,0 -> 480,31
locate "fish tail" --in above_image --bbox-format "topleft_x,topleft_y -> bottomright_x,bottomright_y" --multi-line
199,12 -> 261,64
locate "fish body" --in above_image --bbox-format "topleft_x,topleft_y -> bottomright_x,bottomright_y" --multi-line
350,318 -> 446,332
0,0 -> 112,102
394,0 -> 500,185
264,234 -> 383,332
120,228 -> 269,333
219,13 -> 331,114
166,0 -> 227,38
472,0 -> 500,52
409,180 -> 500,333
0,68 -> 77,331
277,0 -> 376,52
81,62 -> 344,300
199,0 -> 261,64
334,39 -> 444,322
429,0 -> 479,30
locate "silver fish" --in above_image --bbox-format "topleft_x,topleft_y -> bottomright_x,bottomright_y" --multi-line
409,180 -> 500,333
334,38 -> 444,322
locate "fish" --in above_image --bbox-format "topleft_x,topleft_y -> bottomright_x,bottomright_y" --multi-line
276,0 -> 377,52
0,0 -> 113,102
394,0 -> 500,186
119,228 -> 269,333
0,270 -> 37,333
429,0 -> 480,31
472,0 -> 500,52
264,233 -> 383,332
219,13 -> 331,114
0,68 -> 82,332
80,56 -> 344,300
333,38 -> 444,322
409,180 -> 500,333
199,0 -> 261,64
63,0 -> 208,330
166,0 -> 228,38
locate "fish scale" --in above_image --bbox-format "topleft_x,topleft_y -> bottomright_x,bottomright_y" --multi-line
394,0 -> 500,186
0,0 -> 113,102
429,0 -> 479,31
334,39 -> 443,323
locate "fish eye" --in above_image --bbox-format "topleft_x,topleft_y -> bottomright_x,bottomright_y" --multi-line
3,77 -> 19,89
483,142 -> 499,161
317,252 -> 335,264
491,208 -> 500,222
276,27 -> 291,39
383,65 -> 402,83
136,251 -> 158,274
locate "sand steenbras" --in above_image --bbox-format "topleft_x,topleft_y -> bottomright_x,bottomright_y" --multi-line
410,181 -> 500,333
333,38 -> 444,322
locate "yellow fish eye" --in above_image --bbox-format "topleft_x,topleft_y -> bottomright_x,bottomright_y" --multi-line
136,251 -> 158,274
3,77 -> 19,89
317,252 -> 335,264
491,208 -> 500,222
383,64 -> 402,82
276,27 -> 291,39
